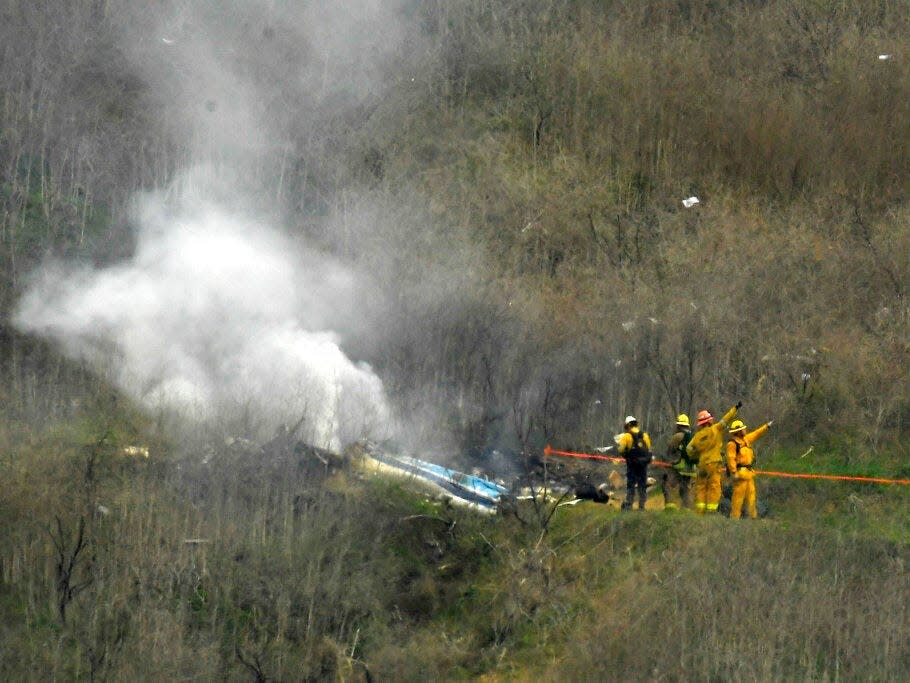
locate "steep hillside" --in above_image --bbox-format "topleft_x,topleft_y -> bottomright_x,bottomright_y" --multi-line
3,1 -> 910,679
2,1 -> 910,460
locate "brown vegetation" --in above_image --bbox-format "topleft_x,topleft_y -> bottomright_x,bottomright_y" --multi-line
3,1 -> 910,458
3,0 -> 910,679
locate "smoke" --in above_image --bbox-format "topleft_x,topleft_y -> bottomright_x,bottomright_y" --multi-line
13,1 -> 422,449
117,0 -> 415,165
15,181 -> 389,450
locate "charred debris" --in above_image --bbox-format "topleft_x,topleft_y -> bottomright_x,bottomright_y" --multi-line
187,425 -> 635,513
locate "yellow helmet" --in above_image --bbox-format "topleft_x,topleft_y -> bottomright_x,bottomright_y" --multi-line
676,413 -> 690,427
729,419 -> 747,433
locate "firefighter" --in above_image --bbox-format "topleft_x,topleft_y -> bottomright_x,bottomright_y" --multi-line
726,418 -> 773,519
663,414 -> 695,509
686,402 -> 741,514
616,416 -> 653,510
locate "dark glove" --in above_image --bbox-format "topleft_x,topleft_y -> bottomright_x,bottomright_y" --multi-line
735,401 -> 743,409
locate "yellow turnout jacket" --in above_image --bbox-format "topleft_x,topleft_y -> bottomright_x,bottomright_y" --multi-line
616,428 -> 652,454
726,423 -> 770,472
685,405 -> 738,467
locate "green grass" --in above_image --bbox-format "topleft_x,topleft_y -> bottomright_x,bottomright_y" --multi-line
3,406 -> 910,680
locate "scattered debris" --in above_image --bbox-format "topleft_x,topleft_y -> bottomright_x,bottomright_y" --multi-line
184,539 -> 210,545
879,54 -> 893,61
514,483 -> 570,505
799,446 -> 814,459
96,504 -> 111,516
573,482 -> 613,503
161,37 -> 175,45
120,445 -> 149,458
348,440 -> 509,514
682,196 -> 700,208
557,498 -> 585,507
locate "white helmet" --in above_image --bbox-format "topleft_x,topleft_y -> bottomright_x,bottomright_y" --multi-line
624,415 -> 638,427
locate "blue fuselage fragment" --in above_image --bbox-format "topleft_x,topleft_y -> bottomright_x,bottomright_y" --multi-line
366,447 -> 509,511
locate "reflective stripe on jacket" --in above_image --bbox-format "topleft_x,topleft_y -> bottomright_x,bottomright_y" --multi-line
667,429 -> 696,474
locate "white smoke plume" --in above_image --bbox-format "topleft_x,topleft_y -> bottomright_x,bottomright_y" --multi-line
15,179 -> 389,450
15,0 -> 432,448
13,2 -> 422,449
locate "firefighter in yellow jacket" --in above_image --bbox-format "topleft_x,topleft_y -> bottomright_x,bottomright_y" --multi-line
726,418 -> 773,519
663,414 -> 695,509
616,416 -> 653,510
686,402 -> 741,514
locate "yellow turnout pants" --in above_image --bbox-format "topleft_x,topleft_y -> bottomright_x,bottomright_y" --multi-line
695,461 -> 723,514
730,468 -> 757,519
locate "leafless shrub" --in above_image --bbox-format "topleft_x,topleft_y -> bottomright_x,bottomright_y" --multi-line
49,515 -> 93,626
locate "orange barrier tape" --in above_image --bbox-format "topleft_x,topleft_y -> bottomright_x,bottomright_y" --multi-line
543,445 -> 910,486
752,470 -> 910,485
543,445 -> 671,468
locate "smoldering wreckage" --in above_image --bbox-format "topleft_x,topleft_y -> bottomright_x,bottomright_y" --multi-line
228,428 -> 655,514
116,424 -> 704,520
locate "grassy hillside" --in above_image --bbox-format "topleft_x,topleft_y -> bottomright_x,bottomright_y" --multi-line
3,1 -> 910,679
2,405 -> 909,680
